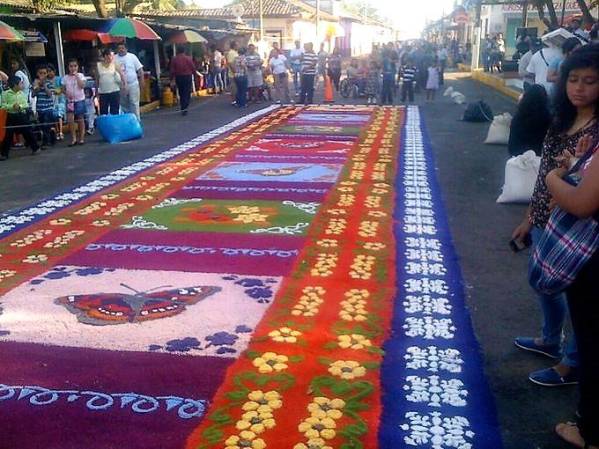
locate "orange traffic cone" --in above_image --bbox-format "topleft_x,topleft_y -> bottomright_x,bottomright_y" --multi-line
324,75 -> 334,104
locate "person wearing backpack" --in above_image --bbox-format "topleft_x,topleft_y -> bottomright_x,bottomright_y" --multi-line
526,39 -> 562,94
512,45 -> 599,390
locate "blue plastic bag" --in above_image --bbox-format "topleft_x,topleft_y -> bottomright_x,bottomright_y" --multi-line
97,113 -> 143,144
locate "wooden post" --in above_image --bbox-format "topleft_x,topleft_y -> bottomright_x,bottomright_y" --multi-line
316,0 -> 321,43
522,0 -> 529,27
53,21 -> 65,77
153,39 -> 161,78
259,0 -> 264,42
471,0 -> 482,70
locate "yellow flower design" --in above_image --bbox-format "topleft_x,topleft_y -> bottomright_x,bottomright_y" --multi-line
242,390 -> 283,413
229,206 -> 260,215
233,213 -> 269,224
337,334 -> 372,350
49,218 -> 71,226
307,397 -> 346,420
135,195 -> 154,201
0,270 -> 17,280
22,254 -> 48,264
326,208 -> 346,216
268,327 -> 302,343
316,239 -> 338,248
101,193 -> 119,200
293,439 -> 333,449
252,352 -> 289,373
367,211 -> 387,218
363,242 -> 386,251
92,220 -> 111,227
235,410 -> 276,434
225,431 -> 266,449
328,360 -> 367,380
298,416 -> 337,440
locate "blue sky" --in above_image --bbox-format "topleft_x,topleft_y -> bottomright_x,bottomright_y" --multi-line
197,0 -> 457,39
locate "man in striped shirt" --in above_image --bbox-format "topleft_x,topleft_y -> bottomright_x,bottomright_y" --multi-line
400,60 -> 417,103
300,43 -> 318,105
32,64 -> 56,147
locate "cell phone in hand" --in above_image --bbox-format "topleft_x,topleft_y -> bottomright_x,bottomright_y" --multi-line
509,234 -> 533,253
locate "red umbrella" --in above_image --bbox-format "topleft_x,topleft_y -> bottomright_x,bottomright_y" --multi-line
63,29 -> 124,44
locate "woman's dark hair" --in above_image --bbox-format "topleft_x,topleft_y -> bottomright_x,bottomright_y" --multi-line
7,75 -> 21,88
67,58 -> 78,66
562,37 -> 581,55
516,84 -> 551,125
553,43 -> 599,133
36,64 -> 48,73
47,63 -> 56,72
102,48 -> 112,57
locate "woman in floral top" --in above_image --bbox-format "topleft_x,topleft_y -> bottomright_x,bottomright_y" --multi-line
512,45 -> 599,390
544,43 -> 599,449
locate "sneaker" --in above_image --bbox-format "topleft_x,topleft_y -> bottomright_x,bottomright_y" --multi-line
514,337 -> 562,359
529,367 -> 579,387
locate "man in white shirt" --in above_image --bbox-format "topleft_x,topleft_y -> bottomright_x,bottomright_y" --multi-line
526,42 -> 561,94
116,43 -> 144,120
269,52 -> 290,103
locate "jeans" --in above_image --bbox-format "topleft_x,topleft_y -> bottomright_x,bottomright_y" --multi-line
235,75 -> 248,108
401,81 -> 414,102
175,75 -> 193,111
531,226 -> 578,367
292,68 -> 301,92
328,69 -> 341,91
274,72 -> 290,103
300,74 -> 315,105
381,76 -> 394,105
99,91 -> 120,115
37,110 -> 56,145
120,82 -> 141,120
212,68 -> 223,92
566,251 -> 599,444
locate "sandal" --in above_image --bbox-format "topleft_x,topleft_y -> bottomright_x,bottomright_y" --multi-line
556,422 -> 586,448
68,141 -> 77,147
77,141 -> 85,146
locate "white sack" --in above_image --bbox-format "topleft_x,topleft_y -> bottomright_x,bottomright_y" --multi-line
451,91 -> 466,104
496,150 -> 541,204
484,113 -> 513,145
443,86 -> 454,97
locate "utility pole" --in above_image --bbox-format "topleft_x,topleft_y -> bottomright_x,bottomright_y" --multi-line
471,0 -> 482,70
259,0 -> 264,42
316,0 -> 321,44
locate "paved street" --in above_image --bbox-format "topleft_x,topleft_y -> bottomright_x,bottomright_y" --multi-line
0,75 -> 575,449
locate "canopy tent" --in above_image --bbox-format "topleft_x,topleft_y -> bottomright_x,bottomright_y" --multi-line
168,29 -> 207,44
63,28 -> 124,44
102,18 -> 161,40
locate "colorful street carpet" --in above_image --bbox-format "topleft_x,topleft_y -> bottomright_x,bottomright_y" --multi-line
0,105 -> 502,449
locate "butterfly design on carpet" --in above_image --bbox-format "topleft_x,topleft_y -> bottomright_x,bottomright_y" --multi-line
55,284 -> 221,326
239,165 -> 310,177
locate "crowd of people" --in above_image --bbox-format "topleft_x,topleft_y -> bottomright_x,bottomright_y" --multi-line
0,42 -> 144,160
506,23 -> 599,447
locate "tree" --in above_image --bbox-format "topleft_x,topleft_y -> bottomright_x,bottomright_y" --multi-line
575,0 -> 596,25
91,0 -> 109,17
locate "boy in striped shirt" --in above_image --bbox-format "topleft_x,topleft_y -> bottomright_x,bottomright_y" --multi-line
32,64 -> 56,148
400,60 -> 417,103
300,43 -> 318,105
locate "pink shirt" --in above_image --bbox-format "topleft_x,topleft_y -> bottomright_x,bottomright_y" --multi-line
63,73 -> 85,102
